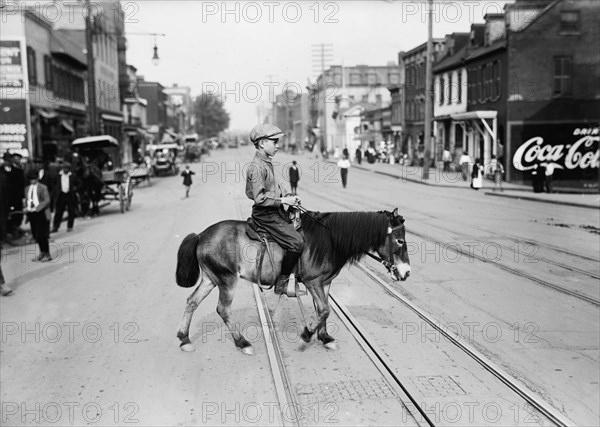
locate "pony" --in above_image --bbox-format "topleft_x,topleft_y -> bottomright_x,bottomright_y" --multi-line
175,208 -> 410,354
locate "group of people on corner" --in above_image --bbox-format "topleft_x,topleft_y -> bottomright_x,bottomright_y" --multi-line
0,152 -> 85,296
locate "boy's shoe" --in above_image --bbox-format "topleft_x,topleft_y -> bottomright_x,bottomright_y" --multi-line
274,275 -> 289,295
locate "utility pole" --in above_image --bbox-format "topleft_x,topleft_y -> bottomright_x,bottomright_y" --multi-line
422,0 -> 433,180
85,0 -> 98,135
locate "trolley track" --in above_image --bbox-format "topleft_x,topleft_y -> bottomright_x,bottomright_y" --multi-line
300,187 -> 600,306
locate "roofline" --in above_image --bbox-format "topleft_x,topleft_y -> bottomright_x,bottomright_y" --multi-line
507,0 -> 561,32
400,39 -> 446,58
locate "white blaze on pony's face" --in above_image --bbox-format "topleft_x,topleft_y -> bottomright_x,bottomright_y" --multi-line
379,209 -> 411,282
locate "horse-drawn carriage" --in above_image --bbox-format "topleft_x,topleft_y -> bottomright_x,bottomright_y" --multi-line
72,135 -> 133,214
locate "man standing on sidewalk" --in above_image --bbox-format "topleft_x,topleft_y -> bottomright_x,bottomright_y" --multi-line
52,163 -> 79,233
459,151 -> 471,181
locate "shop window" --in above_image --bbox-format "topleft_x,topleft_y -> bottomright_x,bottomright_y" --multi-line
27,46 -> 37,86
44,56 -> 53,91
560,11 -> 580,34
553,56 -> 572,96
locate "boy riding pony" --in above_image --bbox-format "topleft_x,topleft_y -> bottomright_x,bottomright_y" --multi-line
245,124 -> 304,295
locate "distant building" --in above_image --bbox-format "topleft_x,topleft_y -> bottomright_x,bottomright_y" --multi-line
505,0 -> 600,187
137,79 -> 168,142
271,90 -> 309,152
164,84 -> 193,134
400,40 -> 446,165
122,65 -> 149,163
1,9 -> 87,160
312,64 -> 401,154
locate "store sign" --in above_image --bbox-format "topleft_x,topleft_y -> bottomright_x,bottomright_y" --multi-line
0,40 -> 25,90
0,99 -> 29,157
512,124 -> 599,177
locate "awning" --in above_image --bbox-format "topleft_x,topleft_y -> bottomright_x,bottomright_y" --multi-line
72,135 -> 119,148
60,119 -> 74,134
451,111 -> 497,120
35,108 -> 58,120
101,113 -> 124,123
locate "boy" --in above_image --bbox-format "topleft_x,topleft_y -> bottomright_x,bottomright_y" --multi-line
246,124 -> 303,295
181,165 -> 195,198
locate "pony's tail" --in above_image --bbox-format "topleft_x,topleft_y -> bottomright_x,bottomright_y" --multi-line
176,233 -> 200,288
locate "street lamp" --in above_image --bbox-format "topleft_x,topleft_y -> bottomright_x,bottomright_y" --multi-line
151,37 -> 160,66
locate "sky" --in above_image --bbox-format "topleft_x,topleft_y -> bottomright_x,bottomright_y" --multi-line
124,1 -> 511,132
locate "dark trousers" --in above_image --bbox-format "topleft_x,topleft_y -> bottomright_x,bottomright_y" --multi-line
252,207 -> 304,253
340,168 -> 348,188
28,211 -> 50,254
545,176 -> 553,193
290,183 -> 298,195
53,192 -> 76,230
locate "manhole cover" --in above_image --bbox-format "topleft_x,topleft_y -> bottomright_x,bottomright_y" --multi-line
295,378 -> 397,405
409,375 -> 466,397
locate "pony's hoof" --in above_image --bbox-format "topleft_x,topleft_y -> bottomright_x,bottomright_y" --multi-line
240,346 -> 255,356
180,343 -> 196,352
324,341 -> 338,350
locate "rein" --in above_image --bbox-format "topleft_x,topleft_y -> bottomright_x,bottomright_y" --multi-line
366,224 -> 403,277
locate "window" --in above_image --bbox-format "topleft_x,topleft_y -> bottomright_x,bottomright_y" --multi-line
560,11 -> 580,33
448,73 -> 453,104
350,73 -> 360,85
492,61 -> 500,99
457,71 -> 462,103
440,77 -> 445,105
44,55 -> 53,90
367,73 -> 378,85
389,73 -> 399,84
554,56 -> 572,96
27,46 -> 37,86
375,94 -> 382,104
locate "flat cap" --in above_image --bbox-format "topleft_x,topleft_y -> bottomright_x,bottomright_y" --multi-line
249,123 -> 285,144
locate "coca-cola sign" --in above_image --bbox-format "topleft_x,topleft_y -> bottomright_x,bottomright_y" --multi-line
512,124 -> 599,179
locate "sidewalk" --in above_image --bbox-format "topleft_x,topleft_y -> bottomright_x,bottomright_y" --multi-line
314,154 -> 599,210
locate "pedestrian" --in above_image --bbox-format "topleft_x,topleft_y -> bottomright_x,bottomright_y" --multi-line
544,162 -> 554,193
355,148 -> 362,165
0,171 -> 13,295
532,163 -> 545,193
471,158 -> 483,190
288,160 -> 300,196
2,152 -> 26,238
459,151 -> 471,182
24,169 -> 52,262
442,148 -> 452,172
246,123 -> 303,295
181,165 -> 195,198
491,155 -> 504,192
52,163 -> 79,233
337,154 -> 351,188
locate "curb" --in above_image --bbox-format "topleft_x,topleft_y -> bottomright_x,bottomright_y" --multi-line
484,192 -> 599,210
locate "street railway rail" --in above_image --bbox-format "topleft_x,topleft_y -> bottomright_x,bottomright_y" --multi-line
300,187 -> 600,306
231,183 -> 574,426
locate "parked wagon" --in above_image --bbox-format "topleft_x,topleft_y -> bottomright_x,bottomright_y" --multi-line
72,135 -> 133,214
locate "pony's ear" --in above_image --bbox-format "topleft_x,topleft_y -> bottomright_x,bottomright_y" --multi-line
392,207 -> 399,217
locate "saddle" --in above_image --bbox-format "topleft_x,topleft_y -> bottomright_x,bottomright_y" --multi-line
245,210 -> 305,298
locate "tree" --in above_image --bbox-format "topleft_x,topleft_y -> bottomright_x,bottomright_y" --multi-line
193,93 -> 230,138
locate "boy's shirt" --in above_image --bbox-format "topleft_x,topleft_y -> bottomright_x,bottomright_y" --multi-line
245,151 -> 285,208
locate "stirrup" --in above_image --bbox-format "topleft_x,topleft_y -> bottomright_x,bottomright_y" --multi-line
285,274 -> 307,298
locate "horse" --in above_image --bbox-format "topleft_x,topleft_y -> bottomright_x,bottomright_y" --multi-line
175,208 -> 410,354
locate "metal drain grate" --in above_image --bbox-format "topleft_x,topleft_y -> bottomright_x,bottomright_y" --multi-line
295,378 -> 397,404
409,375 -> 467,397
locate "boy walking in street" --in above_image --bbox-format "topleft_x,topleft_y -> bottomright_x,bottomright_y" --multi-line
181,165 -> 195,198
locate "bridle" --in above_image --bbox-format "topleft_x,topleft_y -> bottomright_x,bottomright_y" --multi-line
366,224 -> 404,279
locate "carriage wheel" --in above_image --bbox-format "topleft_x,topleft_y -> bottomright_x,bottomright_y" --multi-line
126,179 -> 133,211
119,184 -> 125,213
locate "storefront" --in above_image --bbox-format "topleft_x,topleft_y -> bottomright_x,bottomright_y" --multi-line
450,111 -> 498,167
509,122 -> 599,189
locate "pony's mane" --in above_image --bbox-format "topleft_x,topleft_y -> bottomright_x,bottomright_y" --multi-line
301,211 -> 389,270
